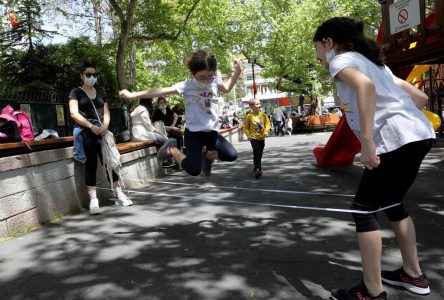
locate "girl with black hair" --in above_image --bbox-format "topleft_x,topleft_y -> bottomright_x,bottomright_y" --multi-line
152,96 -> 183,151
313,17 -> 435,300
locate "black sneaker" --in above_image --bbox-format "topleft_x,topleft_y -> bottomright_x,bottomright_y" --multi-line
331,282 -> 387,300
201,149 -> 213,177
157,139 -> 177,162
382,267 -> 430,295
254,168 -> 263,178
162,160 -> 176,168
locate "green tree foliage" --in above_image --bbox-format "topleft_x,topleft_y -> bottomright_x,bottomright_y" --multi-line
0,0 -> 383,106
120,0 -> 381,104
46,37 -> 119,105
0,0 -> 56,91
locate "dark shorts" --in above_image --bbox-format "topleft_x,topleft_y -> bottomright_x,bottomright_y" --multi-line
352,139 -> 433,232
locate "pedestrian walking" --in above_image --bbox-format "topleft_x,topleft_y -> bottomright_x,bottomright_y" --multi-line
243,99 -> 271,178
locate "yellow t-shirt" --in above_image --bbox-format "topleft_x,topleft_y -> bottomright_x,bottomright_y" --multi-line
243,111 -> 271,140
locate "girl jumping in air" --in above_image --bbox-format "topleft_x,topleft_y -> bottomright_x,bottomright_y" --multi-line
119,49 -> 242,177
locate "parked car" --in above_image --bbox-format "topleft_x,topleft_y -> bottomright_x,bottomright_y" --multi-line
322,105 -> 341,114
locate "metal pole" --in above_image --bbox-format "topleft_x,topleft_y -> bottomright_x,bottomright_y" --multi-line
252,59 -> 256,99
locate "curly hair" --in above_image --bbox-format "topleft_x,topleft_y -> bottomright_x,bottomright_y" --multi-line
184,49 -> 217,74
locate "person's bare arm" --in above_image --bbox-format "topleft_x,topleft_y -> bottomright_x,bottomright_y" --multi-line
69,99 -> 102,135
171,113 -> 178,127
219,58 -> 242,93
336,67 -> 380,170
119,86 -> 178,100
393,76 -> 428,109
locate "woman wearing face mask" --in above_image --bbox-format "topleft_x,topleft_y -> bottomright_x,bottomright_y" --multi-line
69,62 -> 132,215
119,49 -> 242,177
152,97 -> 183,151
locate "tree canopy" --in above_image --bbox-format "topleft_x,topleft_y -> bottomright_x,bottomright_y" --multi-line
0,0 -> 382,105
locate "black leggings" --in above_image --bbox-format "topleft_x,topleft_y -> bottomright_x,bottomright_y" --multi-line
181,129 -> 238,176
250,139 -> 265,171
81,129 -> 119,186
352,139 -> 433,232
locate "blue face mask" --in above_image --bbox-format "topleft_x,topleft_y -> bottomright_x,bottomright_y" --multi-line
192,77 -> 212,90
325,48 -> 336,64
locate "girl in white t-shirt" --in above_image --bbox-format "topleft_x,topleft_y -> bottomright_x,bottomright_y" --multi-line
285,114 -> 293,136
313,17 -> 434,300
120,49 -> 242,177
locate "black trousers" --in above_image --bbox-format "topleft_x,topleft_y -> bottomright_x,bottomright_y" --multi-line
81,129 -> 119,186
250,138 -> 265,171
181,129 -> 238,176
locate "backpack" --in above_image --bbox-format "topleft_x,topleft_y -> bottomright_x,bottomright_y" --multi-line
1,105 -> 34,142
0,113 -> 22,142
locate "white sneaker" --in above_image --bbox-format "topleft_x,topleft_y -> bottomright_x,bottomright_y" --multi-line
89,198 -> 101,215
115,192 -> 133,206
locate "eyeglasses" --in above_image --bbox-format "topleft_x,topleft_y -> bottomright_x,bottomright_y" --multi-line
84,73 -> 98,78
195,75 -> 215,82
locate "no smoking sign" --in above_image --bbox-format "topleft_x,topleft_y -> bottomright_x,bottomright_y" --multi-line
398,9 -> 408,24
389,0 -> 420,34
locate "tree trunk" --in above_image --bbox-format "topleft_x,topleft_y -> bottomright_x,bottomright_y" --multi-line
92,0 -> 102,46
110,0 -> 137,90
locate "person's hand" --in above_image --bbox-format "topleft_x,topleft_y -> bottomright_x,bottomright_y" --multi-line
90,125 -> 101,136
119,89 -> 133,100
98,126 -> 108,136
169,127 -> 182,133
360,140 -> 380,170
232,58 -> 241,73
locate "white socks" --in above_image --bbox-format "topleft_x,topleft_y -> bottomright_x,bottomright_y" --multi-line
115,186 -> 125,198
87,187 -> 97,200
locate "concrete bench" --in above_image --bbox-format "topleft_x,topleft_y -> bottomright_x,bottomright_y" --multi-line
116,140 -> 156,154
0,137 -> 158,155
0,137 -> 74,157
0,127 -> 243,239
0,137 -> 160,239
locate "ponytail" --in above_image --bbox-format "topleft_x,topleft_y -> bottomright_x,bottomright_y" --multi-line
313,17 -> 384,66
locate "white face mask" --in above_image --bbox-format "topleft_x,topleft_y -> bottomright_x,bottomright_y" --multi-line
84,76 -> 97,87
159,104 -> 167,110
325,48 -> 336,64
192,77 -> 212,90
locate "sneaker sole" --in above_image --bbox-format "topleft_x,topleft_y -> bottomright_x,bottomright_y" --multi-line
89,209 -> 101,215
382,278 -> 430,295
157,139 -> 177,162
115,199 -> 132,206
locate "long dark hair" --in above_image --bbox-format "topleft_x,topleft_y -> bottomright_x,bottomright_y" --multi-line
139,97 -> 154,112
80,60 -> 96,74
313,17 -> 384,66
184,49 -> 217,75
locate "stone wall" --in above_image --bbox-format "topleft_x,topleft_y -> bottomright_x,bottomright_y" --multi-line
0,146 -> 162,238
0,127 -> 242,238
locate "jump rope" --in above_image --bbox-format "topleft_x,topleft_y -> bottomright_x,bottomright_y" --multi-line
96,177 -> 401,215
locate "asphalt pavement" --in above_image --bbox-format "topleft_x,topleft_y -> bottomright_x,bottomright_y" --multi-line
0,132 -> 443,300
